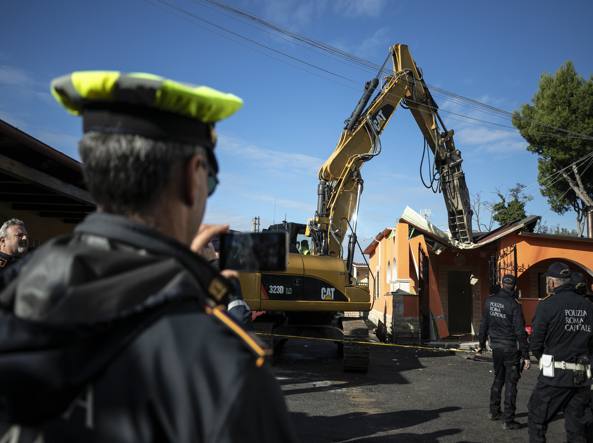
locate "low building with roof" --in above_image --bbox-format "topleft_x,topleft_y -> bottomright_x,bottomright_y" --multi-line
0,119 -> 94,247
364,207 -> 593,342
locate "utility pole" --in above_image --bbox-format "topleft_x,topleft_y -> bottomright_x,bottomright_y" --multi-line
587,208 -> 593,238
252,216 -> 260,233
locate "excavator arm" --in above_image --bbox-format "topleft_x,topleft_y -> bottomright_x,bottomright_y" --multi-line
310,44 -> 473,260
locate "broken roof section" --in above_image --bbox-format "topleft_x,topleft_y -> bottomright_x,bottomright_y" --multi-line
365,206 -> 540,254
401,206 -> 540,249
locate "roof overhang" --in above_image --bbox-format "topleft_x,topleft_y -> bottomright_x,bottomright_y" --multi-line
0,119 -> 95,224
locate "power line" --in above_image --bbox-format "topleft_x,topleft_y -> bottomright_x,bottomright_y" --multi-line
541,151 -> 593,186
151,0 -> 357,84
151,0 -> 521,134
196,0 -> 378,71
552,154 -> 593,202
201,0 -> 593,142
151,0 -> 593,152
522,150 -> 593,195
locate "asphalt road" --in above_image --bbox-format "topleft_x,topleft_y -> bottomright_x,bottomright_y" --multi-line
273,338 -> 580,443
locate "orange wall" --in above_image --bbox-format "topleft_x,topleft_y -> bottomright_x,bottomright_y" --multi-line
396,223 -> 410,281
368,225 -> 593,338
498,233 -> 593,324
500,233 -> 593,277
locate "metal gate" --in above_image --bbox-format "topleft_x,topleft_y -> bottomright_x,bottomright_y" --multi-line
489,244 -> 517,293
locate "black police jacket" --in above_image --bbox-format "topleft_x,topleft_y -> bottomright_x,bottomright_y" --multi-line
0,213 -> 297,443
530,285 -> 593,387
478,287 -> 529,358
0,251 -> 16,270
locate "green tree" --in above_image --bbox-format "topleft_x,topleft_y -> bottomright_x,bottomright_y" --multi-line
512,62 -> 593,229
491,183 -> 532,225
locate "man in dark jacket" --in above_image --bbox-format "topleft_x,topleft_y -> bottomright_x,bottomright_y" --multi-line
0,219 -> 28,270
572,271 -> 593,304
528,262 -> 593,443
478,274 -> 530,430
0,72 -> 297,443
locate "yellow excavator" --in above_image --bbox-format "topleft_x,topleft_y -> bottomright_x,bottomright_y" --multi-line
238,43 -> 473,372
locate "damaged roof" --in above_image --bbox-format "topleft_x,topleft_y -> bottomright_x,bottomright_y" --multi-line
399,206 -> 540,250
364,206 -> 541,255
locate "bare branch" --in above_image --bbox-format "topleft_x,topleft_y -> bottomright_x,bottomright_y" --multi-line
561,170 -> 593,207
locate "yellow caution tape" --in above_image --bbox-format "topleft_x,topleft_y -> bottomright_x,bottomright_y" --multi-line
255,332 -> 474,354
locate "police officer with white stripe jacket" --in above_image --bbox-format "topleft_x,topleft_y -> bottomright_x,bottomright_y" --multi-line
528,261 -> 593,443
478,274 -> 530,430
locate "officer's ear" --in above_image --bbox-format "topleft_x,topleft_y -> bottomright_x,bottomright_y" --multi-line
182,154 -> 204,207
546,277 -> 554,294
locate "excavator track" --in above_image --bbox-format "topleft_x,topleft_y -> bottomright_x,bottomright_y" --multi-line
341,317 -> 370,373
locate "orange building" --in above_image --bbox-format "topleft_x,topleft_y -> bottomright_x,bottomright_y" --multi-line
364,207 -> 593,341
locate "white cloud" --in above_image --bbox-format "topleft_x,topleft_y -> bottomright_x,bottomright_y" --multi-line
0,65 -> 35,87
349,27 -> 391,57
203,209 -> 253,231
334,0 -> 387,18
455,126 -> 526,154
218,135 -> 322,176
251,193 -> 315,213
437,93 -> 527,155
259,0 -> 324,30
257,0 -> 387,30
375,171 -> 412,181
457,127 -> 511,145
0,64 -> 52,105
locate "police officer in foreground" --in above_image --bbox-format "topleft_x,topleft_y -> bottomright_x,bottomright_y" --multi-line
571,271 -> 593,441
0,72 -> 297,442
528,262 -> 593,443
478,274 -> 530,430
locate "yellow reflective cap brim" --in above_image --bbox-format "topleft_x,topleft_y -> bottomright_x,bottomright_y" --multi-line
51,71 -> 243,123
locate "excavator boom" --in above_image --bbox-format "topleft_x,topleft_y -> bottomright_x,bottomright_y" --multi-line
310,44 -> 473,260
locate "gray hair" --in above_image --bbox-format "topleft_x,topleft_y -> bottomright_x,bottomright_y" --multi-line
0,219 -> 25,239
79,132 -> 206,215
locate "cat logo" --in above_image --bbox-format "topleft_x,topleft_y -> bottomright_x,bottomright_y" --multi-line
321,287 -> 335,301
370,104 -> 395,133
371,109 -> 387,132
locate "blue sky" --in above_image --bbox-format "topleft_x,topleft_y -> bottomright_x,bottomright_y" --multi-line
2,0 -> 593,249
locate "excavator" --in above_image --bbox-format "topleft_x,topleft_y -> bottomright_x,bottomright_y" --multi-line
237,43 -> 474,372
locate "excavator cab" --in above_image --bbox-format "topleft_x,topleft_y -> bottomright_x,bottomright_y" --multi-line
263,222 -> 307,253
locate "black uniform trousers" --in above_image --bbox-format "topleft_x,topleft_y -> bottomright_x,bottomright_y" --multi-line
528,380 -> 590,443
490,349 -> 521,421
